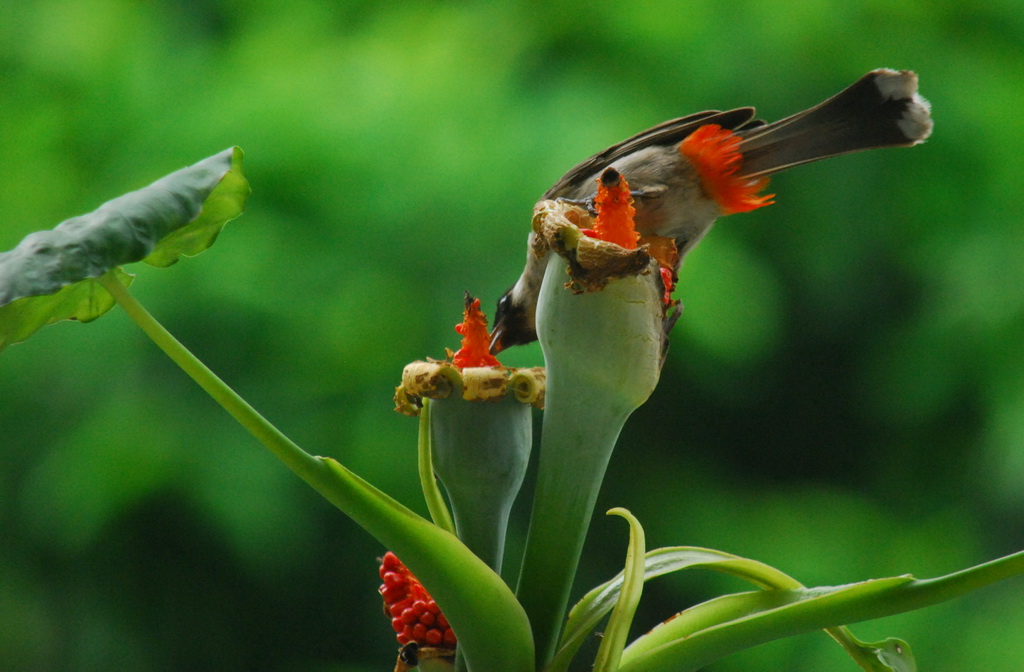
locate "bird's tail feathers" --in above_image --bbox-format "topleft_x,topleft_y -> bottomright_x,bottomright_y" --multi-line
737,69 -> 932,178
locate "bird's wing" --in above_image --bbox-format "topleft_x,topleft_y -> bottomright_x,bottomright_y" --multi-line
543,107 -> 762,199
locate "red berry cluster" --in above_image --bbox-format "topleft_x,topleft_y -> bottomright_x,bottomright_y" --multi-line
379,551 -> 457,649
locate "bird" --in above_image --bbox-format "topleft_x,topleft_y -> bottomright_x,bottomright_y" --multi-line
489,69 -> 933,353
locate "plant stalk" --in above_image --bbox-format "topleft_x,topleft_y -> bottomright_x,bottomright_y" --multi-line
100,271 -> 536,672
97,272 -> 321,480
517,385 -> 633,665
515,253 -> 663,667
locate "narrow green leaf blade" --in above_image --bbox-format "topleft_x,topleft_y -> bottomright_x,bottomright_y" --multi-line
619,577 -> 914,672
593,508 -> 647,672
553,545 -> 920,672
0,147 -> 249,350
551,546 -> 796,672
619,549 -> 1024,672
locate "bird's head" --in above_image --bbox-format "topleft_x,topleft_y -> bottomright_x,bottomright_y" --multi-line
489,288 -> 537,354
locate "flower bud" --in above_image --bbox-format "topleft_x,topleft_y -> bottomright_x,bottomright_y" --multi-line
394,296 -> 544,573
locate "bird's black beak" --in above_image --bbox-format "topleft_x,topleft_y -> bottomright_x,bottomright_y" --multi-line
490,290 -> 513,354
489,324 -> 507,354
488,310 -> 537,354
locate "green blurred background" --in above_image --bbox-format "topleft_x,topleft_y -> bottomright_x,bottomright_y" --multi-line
2,0 -> 1023,670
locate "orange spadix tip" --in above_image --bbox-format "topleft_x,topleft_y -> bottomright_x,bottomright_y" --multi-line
592,168 -> 640,249
453,294 -> 501,368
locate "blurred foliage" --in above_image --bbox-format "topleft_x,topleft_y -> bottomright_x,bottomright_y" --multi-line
1,0 -> 1023,671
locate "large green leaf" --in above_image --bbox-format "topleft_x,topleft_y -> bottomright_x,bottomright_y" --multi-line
0,147 -> 249,351
141,147 -> 249,267
0,268 -> 135,349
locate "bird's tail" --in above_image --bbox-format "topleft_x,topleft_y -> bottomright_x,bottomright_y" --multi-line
737,69 -> 932,178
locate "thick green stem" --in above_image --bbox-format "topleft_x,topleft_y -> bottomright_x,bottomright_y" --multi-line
515,254 -> 663,667
517,385 -> 633,665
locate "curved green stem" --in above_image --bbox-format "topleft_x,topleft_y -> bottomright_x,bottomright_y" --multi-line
517,387 -> 633,664
418,399 -> 457,535
516,254 -> 664,667
98,271 -> 536,672
97,271 -> 320,480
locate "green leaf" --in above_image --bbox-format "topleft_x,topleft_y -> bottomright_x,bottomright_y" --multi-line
835,634 -> 915,672
617,577 -> 913,672
142,147 -> 250,267
0,268 -> 134,349
549,547 -> 778,672
618,548 -> 1024,672
552,546 -> 914,672
0,147 -> 249,350
592,508 -> 646,672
